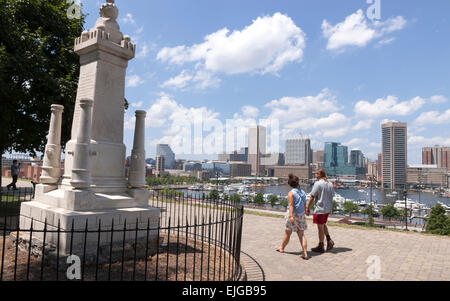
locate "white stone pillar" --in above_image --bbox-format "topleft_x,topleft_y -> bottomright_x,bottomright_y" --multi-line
70,98 -> 93,189
128,110 -> 147,188
40,105 -> 64,184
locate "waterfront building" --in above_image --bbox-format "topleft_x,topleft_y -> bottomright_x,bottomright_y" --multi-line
201,161 -> 230,176
261,153 -> 285,167
377,153 -> 383,182
156,144 -> 175,169
229,162 -> 252,177
248,126 -> 266,176
218,147 -> 248,162
183,161 -> 202,172
323,142 -> 366,179
313,150 -> 324,165
382,122 -> 407,189
285,136 -> 312,166
407,165 -> 448,188
350,149 -> 364,168
265,165 -> 311,180
155,155 -> 165,177
423,146 -> 450,171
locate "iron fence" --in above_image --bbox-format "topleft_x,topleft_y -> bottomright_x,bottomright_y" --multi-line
0,189 -> 244,281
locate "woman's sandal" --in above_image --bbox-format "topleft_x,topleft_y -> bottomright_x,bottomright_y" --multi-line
300,254 -> 309,260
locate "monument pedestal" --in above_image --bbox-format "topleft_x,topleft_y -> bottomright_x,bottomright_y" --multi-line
20,186 -> 159,255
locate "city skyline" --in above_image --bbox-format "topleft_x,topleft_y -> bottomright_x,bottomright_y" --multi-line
7,0 -> 450,165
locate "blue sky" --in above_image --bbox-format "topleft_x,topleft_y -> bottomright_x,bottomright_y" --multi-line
80,0 -> 450,164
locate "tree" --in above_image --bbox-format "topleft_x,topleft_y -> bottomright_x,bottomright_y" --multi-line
343,202 -> 359,216
280,199 -> 288,208
230,193 -> 241,204
268,195 -> 278,208
222,193 -> 229,202
0,0 -> 87,188
361,205 -> 377,226
208,190 -> 220,200
254,193 -> 264,206
426,203 -> 450,236
381,205 -> 400,221
332,200 -> 339,213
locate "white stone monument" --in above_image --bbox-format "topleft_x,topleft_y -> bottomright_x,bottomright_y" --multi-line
19,0 -> 160,254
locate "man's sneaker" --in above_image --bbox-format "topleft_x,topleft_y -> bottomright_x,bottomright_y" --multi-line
311,243 -> 325,253
327,239 -> 335,251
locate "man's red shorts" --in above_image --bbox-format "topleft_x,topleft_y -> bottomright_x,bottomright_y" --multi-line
313,214 -> 330,225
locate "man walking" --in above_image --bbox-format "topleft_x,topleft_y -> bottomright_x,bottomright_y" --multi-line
306,169 -> 335,253
6,160 -> 20,191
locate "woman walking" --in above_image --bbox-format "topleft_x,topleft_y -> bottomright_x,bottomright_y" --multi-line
276,174 -> 309,260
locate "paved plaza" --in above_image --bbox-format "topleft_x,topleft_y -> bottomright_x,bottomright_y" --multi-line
241,213 -> 450,281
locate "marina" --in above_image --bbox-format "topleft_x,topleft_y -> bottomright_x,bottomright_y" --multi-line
180,182 -> 450,224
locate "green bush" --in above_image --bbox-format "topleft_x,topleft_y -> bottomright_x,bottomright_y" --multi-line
426,203 -> 450,236
343,202 -> 359,216
381,205 -> 400,221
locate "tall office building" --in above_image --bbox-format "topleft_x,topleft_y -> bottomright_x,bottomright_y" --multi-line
382,122 -> 407,190
155,155 -> 165,177
350,149 -> 364,168
285,136 -> 312,166
313,150 -> 324,165
323,142 -> 365,179
156,144 -> 175,169
423,146 -> 450,171
377,153 -> 383,182
248,126 -> 266,176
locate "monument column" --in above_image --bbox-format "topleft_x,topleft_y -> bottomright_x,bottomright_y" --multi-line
40,105 -> 64,185
70,98 -> 93,189
128,111 -> 147,188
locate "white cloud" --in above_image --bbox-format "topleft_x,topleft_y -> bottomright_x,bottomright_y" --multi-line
126,75 -> 144,88
136,43 -> 149,59
241,106 -> 259,118
131,101 -> 143,108
322,10 -> 406,51
429,95 -> 448,103
414,110 -> 450,126
161,69 -> 220,90
265,89 -> 341,123
121,13 -> 136,25
377,37 -> 395,46
409,135 -> 450,146
354,96 -> 425,118
157,13 -> 305,75
352,120 -> 374,130
161,70 -> 193,89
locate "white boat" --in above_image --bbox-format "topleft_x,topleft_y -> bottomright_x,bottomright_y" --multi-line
333,194 -> 346,204
394,199 -> 417,210
358,189 -> 365,193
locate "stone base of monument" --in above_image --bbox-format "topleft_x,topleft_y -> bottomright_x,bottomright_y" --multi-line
19,185 -> 160,257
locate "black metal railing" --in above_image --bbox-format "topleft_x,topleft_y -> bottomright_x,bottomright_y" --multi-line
0,189 -> 244,281
0,187 -> 34,229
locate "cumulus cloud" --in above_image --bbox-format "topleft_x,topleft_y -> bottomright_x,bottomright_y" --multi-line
265,89 -> 340,122
322,9 -> 406,51
161,69 -> 220,90
131,101 -> 143,108
414,110 -> 450,126
157,13 -> 305,77
429,95 -> 448,103
352,120 -> 374,130
241,106 -> 260,118
354,96 -> 425,118
409,135 -> 450,146
126,75 -> 145,88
